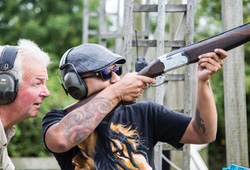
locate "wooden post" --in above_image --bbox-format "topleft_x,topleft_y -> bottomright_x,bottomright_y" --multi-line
99,0 -> 107,46
82,0 -> 89,43
183,0 -> 196,169
168,0 -> 187,169
123,0 -> 134,73
222,0 -> 249,167
154,0 -> 165,169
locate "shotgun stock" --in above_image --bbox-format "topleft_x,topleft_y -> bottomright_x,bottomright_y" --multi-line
65,22 -> 250,112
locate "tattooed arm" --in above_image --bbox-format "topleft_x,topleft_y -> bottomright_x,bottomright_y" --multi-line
44,73 -> 156,153
180,49 -> 227,144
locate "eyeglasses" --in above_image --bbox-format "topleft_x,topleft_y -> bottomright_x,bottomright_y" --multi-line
81,65 -> 122,80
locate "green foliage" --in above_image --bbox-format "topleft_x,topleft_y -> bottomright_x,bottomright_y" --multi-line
9,114 -> 52,157
0,0 -> 84,157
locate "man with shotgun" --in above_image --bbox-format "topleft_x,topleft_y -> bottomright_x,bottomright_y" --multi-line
42,42 -> 227,170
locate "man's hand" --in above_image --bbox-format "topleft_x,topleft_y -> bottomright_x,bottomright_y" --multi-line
109,72 -> 156,102
197,48 -> 228,82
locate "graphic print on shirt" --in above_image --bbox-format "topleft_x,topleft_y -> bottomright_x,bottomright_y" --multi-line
72,122 -> 152,170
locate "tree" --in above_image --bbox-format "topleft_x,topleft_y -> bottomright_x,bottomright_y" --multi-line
0,0 -> 99,157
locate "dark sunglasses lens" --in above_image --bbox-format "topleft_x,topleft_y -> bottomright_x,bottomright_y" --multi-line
115,66 -> 122,75
101,69 -> 112,80
100,66 -> 123,80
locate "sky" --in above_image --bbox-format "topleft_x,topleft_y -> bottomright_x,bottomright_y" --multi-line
105,0 -> 189,31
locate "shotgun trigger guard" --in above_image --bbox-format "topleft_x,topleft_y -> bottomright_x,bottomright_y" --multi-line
149,74 -> 166,87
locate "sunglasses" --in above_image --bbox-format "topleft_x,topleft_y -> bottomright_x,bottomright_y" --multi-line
81,65 -> 122,80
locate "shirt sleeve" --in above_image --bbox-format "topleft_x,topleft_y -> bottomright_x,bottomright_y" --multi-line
134,101 -> 192,149
42,109 -> 66,144
152,102 -> 192,148
42,109 -> 78,170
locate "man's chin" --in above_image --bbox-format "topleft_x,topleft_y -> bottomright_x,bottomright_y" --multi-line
29,110 -> 39,118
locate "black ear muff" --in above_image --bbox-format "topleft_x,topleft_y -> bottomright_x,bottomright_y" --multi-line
64,72 -> 88,100
59,48 -> 88,100
0,46 -> 18,105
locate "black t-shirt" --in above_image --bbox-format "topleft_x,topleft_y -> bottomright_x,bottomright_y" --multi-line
42,101 -> 192,170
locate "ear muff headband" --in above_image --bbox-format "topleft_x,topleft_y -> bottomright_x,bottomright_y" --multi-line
0,46 -> 18,105
59,48 -> 73,70
59,48 -> 88,100
0,46 -> 17,70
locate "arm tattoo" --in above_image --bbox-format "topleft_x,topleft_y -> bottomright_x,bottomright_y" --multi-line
63,97 -> 114,144
195,108 -> 206,134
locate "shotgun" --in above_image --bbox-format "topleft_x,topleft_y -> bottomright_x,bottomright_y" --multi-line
138,22 -> 250,77
65,22 -> 250,113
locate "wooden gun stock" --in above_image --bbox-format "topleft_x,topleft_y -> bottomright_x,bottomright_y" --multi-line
64,93 -> 97,113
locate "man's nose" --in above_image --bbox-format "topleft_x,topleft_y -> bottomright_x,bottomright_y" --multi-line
41,85 -> 50,97
110,72 -> 120,84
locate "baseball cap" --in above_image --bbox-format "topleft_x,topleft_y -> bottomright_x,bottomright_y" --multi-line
60,43 -> 126,77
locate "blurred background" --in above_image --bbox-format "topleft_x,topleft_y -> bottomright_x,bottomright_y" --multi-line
0,0 -> 249,169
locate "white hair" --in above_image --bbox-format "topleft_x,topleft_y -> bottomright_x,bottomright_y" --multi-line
0,39 -> 51,83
